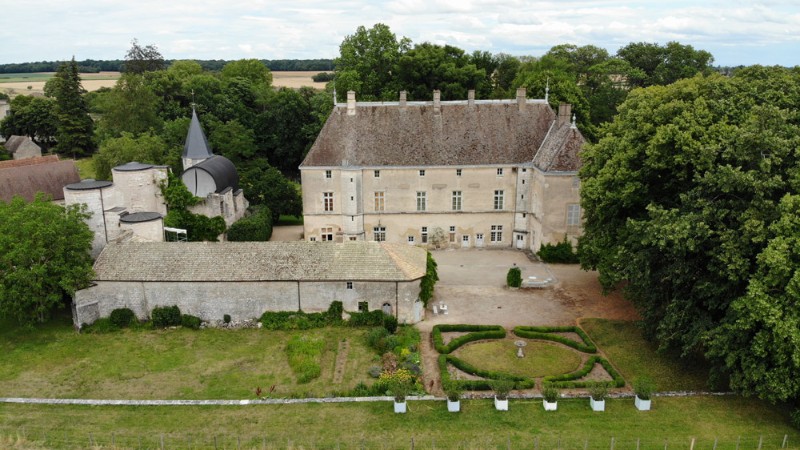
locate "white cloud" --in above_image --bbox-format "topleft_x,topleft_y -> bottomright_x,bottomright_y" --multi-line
1,0 -> 798,65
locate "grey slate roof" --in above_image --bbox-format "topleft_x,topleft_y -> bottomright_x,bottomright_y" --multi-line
183,109 -> 213,159
4,135 -> 41,155
533,121 -> 585,172
301,101 -> 583,171
92,241 -> 427,282
184,155 -> 239,192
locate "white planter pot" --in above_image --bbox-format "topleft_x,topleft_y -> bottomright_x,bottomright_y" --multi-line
543,400 -> 558,411
590,398 -> 605,412
635,396 -> 651,411
394,400 -> 407,413
447,399 -> 460,412
494,397 -> 508,411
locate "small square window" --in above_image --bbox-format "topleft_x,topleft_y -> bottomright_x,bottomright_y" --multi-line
419,169 -> 426,177
456,169 -> 462,177
374,170 -> 380,178
449,226 -> 456,232
408,236 -> 415,244
346,281 -> 353,290
325,170 -> 332,179
497,168 -> 504,176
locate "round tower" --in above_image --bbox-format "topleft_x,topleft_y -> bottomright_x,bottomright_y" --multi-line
63,179 -> 114,258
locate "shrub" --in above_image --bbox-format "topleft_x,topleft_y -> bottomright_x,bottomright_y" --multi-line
327,301 -> 343,322
312,72 -> 335,82
506,266 -> 522,288
418,252 -> 439,307
490,378 -> 515,400
513,326 -> 597,353
226,206 -> 273,241
348,310 -> 386,327
181,314 -> 202,330
542,385 -> 560,402
791,408 -> 800,430
109,308 -> 136,328
443,381 -> 462,401
366,326 -> 390,350
589,383 -> 608,401
537,237 -> 579,263
82,318 -> 118,333
432,324 -> 506,353
633,376 -> 655,400
151,305 -> 181,328
383,314 -> 398,334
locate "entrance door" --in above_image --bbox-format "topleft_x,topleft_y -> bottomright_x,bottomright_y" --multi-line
516,233 -> 525,249
461,235 -> 470,248
476,233 -> 484,247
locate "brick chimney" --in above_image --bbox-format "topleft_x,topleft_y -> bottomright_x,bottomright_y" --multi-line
399,91 -> 407,107
468,90 -> 475,107
347,91 -> 356,116
516,87 -> 526,110
433,90 -> 441,114
558,103 -> 571,124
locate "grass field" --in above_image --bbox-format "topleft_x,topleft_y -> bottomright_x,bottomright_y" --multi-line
581,319 -> 711,391
1,397 -> 797,449
453,339 -> 582,378
73,157 -> 95,179
0,71 -> 324,96
0,315 -> 376,400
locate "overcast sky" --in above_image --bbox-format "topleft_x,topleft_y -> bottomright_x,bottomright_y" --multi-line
2,1 -> 798,67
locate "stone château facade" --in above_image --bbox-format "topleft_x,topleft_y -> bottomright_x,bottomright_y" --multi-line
300,89 -> 585,251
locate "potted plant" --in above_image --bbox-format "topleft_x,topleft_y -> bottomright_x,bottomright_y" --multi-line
633,376 -> 655,411
490,379 -> 515,411
391,380 -> 412,414
542,385 -> 559,411
443,382 -> 462,413
589,383 -> 608,412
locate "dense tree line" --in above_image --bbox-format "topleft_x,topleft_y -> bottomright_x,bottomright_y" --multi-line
579,66 -> 800,406
334,24 -> 716,140
0,59 -> 333,74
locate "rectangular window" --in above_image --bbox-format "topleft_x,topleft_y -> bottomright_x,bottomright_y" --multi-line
419,169 -> 426,177
416,191 -> 427,211
497,168 -> 504,176
373,226 -> 386,242
323,192 -> 333,212
567,204 -> 581,226
421,226 -> 428,244
374,170 -> 380,178
494,190 -> 504,210
452,191 -> 462,211
310,237 -> 316,242
449,226 -> 456,243
491,225 -> 503,242
462,235 -> 470,244
325,170 -> 332,179
346,281 -> 353,290
456,169 -> 462,177
321,227 -> 333,241
374,191 -> 384,211
407,236 -> 415,244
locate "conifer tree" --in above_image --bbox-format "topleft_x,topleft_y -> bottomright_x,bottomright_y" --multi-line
45,57 -> 95,157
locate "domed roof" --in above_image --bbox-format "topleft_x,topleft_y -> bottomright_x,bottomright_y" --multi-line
183,155 -> 239,193
113,162 -> 154,172
119,211 -> 163,224
65,179 -> 114,190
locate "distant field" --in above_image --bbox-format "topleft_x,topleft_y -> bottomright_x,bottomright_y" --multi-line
0,71 -> 326,96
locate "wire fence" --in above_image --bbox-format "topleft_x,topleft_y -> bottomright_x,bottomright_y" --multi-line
1,428 -> 797,450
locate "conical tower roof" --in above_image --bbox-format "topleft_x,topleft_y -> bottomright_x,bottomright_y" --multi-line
182,109 -> 213,159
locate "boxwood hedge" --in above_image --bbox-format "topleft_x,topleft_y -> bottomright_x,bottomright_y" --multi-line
431,324 -> 506,354
513,325 -> 597,353
438,354 -> 535,391
543,355 -> 625,388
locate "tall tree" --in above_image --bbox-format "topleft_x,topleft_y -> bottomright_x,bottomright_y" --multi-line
95,73 -> 162,141
334,23 -> 410,101
579,66 -> 800,402
92,132 -> 168,180
617,41 -> 714,87
123,38 -> 166,74
395,42 -> 486,101
45,57 -> 95,157
0,194 -> 94,326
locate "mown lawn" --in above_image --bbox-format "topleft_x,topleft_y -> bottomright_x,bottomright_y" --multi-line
453,338 -> 582,378
1,397 -> 797,449
0,315 -> 377,400
581,318 -> 711,391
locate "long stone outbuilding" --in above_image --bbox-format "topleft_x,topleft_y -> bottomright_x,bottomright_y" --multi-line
72,241 -> 428,328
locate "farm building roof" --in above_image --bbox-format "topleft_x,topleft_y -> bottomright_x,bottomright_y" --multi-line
0,155 -> 80,202
4,135 -> 41,155
92,241 -> 427,282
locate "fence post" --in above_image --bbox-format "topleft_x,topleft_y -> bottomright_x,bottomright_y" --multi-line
160,433 -> 165,450
713,437 -> 717,450
584,438 -> 588,450
411,437 -> 415,449
610,436 -> 615,450
664,438 -> 668,450
757,435 -> 763,450
782,434 -> 788,449
89,432 -> 94,447
535,436 -> 539,450
690,437 -> 695,450
112,432 -> 116,447
636,438 -> 640,450
214,435 -> 218,450
735,436 -> 740,450
507,435 -> 511,450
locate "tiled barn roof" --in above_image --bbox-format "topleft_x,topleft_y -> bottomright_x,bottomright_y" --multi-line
0,155 -> 80,202
92,241 -> 427,282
